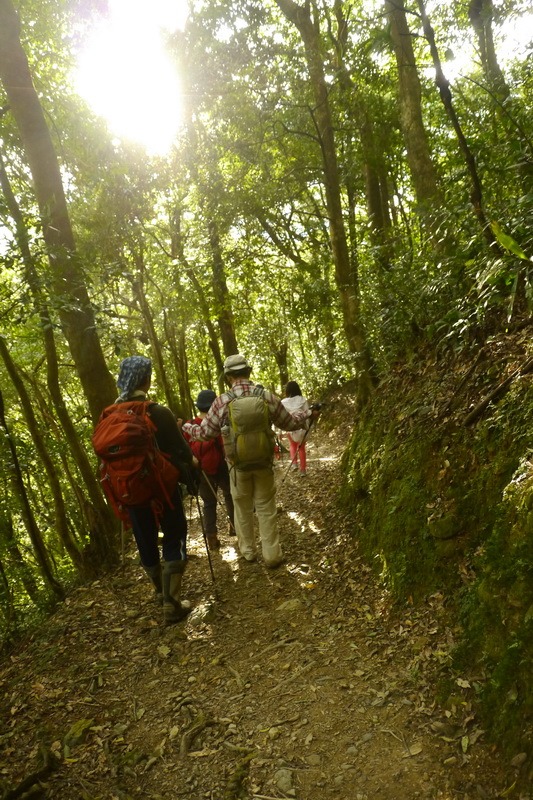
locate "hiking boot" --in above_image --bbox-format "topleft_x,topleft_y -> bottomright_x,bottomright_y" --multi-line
239,552 -> 258,563
265,557 -> 285,569
143,563 -> 163,605
161,560 -> 192,625
207,534 -> 221,551
299,470 -> 307,477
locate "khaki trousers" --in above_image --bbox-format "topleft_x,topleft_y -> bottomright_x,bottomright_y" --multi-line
230,466 -> 282,565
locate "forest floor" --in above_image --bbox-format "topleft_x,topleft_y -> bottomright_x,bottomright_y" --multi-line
0,391 -> 529,800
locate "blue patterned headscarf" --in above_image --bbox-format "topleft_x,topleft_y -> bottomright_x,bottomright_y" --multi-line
116,356 -> 152,401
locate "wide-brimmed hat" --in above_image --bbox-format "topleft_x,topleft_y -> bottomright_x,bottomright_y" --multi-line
195,389 -> 216,411
223,354 -> 251,374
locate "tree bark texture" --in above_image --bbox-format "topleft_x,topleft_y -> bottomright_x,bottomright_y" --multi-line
0,389 -> 64,599
207,215 -> 239,357
179,73 -> 240,362
131,254 -> 181,417
0,151 -> 119,569
170,209 -> 225,386
330,0 -> 393,269
275,0 -> 376,406
0,512 -> 40,604
0,0 -> 116,422
468,0 -> 508,98
384,0 -> 443,222
415,0 -> 500,252
0,338 -> 87,571
272,340 -> 289,390
162,313 -> 193,419
468,0 -> 532,189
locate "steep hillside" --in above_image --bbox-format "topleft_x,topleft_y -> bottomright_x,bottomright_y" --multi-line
338,320 -> 533,768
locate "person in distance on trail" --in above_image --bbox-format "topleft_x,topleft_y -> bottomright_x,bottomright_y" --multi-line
115,356 -> 195,625
183,389 -> 235,551
281,381 -> 310,476
181,354 -> 320,569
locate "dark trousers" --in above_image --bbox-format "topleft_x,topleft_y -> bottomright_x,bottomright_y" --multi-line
199,464 -> 235,535
127,487 -> 187,568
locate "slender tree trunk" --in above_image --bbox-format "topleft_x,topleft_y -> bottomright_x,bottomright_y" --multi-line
468,0 -> 532,188
275,0 -> 376,406
0,512 -> 40,603
130,255 -> 180,416
0,0 -> 116,421
0,338 -> 86,571
468,0 -> 508,98
272,340 -> 289,389
384,0 -> 447,245
207,215 -> 239,356
176,327 -> 195,416
0,389 -> 64,599
179,66 -> 239,359
170,209 -> 225,384
163,314 -> 194,419
28,371 -> 119,570
416,0 -> 501,253
329,0 -> 393,269
0,151 -> 119,569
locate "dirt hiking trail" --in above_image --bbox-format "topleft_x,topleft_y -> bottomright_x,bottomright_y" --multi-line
0,395 -> 527,800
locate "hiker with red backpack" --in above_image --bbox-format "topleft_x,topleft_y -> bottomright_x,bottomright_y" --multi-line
181,354 -> 320,569
183,390 -> 235,551
92,356 -> 196,626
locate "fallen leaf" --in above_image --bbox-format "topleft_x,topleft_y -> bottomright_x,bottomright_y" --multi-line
403,742 -> 423,758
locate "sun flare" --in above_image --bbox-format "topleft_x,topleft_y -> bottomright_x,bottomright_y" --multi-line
74,0 -> 188,155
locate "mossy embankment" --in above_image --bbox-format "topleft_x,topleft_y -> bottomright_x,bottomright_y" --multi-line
336,331 -> 532,760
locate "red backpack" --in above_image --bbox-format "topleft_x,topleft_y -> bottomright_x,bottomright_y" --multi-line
185,417 -> 224,476
92,401 -> 180,522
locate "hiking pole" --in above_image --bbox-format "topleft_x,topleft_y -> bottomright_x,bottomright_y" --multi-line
201,470 -> 236,534
194,493 -> 217,586
275,432 -> 289,462
120,521 -> 126,570
280,430 -> 310,485
280,403 -> 321,486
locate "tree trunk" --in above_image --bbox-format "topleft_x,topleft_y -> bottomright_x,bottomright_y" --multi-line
163,314 -> 194,419
207,216 -> 239,356
170,208 -> 225,385
179,62 -> 239,360
468,0 -> 532,189
0,150 -> 119,570
416,0 -> 500,253
0,0 -> 116,422
0,512 -> 40,604
384,0 -> 445,238
272,340 -> 289,390
130,254 -> 180,416
0,389 -> 64,599
330,0 -> 393,270
275,0 -> 376,407
0,338 -> 86,572
468,0 -> 508,99
176,327 -> 195,416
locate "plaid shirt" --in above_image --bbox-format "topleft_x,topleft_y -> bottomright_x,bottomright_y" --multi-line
182,379 -> 311,441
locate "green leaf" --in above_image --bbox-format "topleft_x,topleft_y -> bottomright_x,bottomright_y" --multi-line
490,221 -> 530,261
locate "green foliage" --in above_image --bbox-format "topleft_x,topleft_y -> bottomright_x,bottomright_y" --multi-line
340,348 -> 533,750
